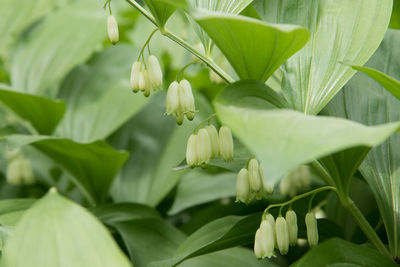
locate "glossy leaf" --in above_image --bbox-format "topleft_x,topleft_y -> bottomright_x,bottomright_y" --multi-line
195,12 -> 310,82
0,199 -> 34,226
0,189 -> 132,267
168,169 -> 236,215
0,0 -> 55,57
56,45 -> 148,142
214,80 -> 400,186
293,238 -> 397,267
0,85 -> 65,135
109,92 -> 213,206
115,218 -> 186,266
10,0 -> 106,96
0,134 -> 128,205
324,29 -> 400,257
254,0 -> 392,114
347,64 -> 400,101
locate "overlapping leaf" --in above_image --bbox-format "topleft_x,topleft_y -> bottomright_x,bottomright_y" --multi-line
324,29 -> 400,257
254,0 -> 392,114
195,12 -> 310,82
0,189 -> 132,267
214,80 -> 400,186
10,0 -> 106,96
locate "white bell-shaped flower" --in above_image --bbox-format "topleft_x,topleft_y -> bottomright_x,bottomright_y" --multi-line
254,220 -> 275,259
178,79 -> 195,121
275,216 -> 290,255
142,70 -> 151,97
305,212 -> 319,247
107,15 -> 119,44
186,134 -> 198,167
236,168 -> 250,203
218,126 -> 233,161
147,55 -> 163,90
130,61 -> 142,92
263,213 -> 277,244
166,81 -> 180,115
285,210 -> 298,246
205,125 -> 219,158
197,128 -> 212,164
248,158 -> 261,193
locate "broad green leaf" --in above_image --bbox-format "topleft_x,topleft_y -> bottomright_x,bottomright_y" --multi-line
114,218 -> 186,266
0,189 -> 132,267
195,12 -> 310,82
293,238 -> 397,267
91,203 -> 161,225
254,0 -> 392,114
152,214 -> 260,266
214,80 -> 400,186
390,0 -> 400,29
186,0 -> 254,52
0,135 -> 128,205
0,85 -> 65,135
109,92 -> 213,206
168,169 -> 236,215
10,0 -> 106,96
143,0 -> 176,27
56,45 -> 148,142
324,29 -> 400,257
347,64 -> 400,101
0,0 -> 55,57
0,199 -> 34,226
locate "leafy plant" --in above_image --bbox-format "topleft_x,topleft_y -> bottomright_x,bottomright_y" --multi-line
0,0 -> 399,266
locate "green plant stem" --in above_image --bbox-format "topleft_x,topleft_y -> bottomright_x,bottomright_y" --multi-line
194,113 -> 217,132
124,0 -> 234,83
138,28 -> 158,61
342,197 -> 391,258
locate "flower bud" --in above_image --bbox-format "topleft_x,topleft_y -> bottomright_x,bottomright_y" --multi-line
254,220 -> 275,259
130,61 -> 142,92
263,213 -> 276,243
285,210 -> 298,246
248,159 -> 261,193
205,125 -> 219,158
186,134 -> 198,167
166,81 -> 179,115
147,55 -> 163,90
218,126 -> 233,161
305,212 -> 318,247
178,79 -> 195,121
236,168 -> 250,203
107,15 -> 119,44
142,70 -> 151,97
275,216 -> 289,255
197,128 -> 212,164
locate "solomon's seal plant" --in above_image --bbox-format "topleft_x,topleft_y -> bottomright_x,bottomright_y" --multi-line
0,0 -> 399,266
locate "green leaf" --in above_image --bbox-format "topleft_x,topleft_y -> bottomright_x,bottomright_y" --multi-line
254,0 -> 393,114
0,85 -> 65,135
0,0 -> 55,57
151,214 -> 260,266
10,0 -> 106,96
178,248 -> 276,267
346,64 -> 400,101
324,29 -> 400,257
168,169 -> 236,215
109,92 -> 213,206
0,135 -> 128,205
390,0 -> 400,29
143,0 -> 176,27
0,225 -> 13,252
214,80 -> 400,186
91,203 -> 161,225
195,12 -> 310,82
293,238 -> 397,267
0,199 -> 35,226
56,45 -> 148,142
114,218 -> 186,266
0,188 -> 132,267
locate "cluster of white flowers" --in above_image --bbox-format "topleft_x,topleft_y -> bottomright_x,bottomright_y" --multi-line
130,55 -> 163,97
107,15 -> 119,44
279,165 -> 311,197
6,149 -> 35,185
254,210 -> 318,259
186,125 -> 233,167
166,80 -> 195,124
236,158 -> 274,204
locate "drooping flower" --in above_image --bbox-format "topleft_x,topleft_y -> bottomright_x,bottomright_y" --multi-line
186,134 -> 198,167
147,55 -> 163,90
205,125 -> 219,158
178,79 -> 195,121
275,216 -> 290,255
285,210 -> 298,246
107,15 -> 119,44
254,220 -> 275,259
197,128 -> 212,164
248,158 -> 261,193
218,126 -> 233,161
305,212 -> 318,247
236,168 -> 250,203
